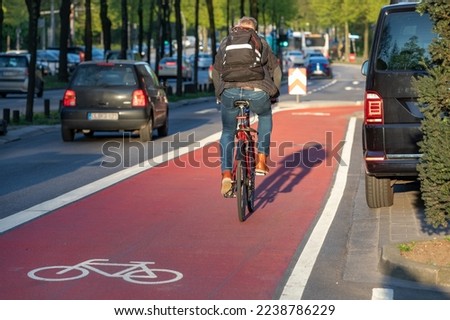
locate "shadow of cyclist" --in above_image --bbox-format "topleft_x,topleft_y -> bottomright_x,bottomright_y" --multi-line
254,142 -> 325,211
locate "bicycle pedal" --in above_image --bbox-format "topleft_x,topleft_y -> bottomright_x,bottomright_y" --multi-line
223,190 -> 236,198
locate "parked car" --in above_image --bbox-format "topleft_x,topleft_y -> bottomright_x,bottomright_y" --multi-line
60,60 -> 169,142
0,53 -> 44,98
361,1 -> 435,208
189,53 -> 213,69
158,56 -> 192,81
305,56 -> 332,79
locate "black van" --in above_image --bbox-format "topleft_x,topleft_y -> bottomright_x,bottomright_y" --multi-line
361,1 -> 435,208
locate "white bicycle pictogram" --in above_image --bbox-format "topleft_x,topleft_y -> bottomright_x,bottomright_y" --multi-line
27,259 -> 183,285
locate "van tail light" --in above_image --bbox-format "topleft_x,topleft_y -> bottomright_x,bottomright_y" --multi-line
63,89 -> 76,107
132,89 -> 147,107
364,91 -> 383,124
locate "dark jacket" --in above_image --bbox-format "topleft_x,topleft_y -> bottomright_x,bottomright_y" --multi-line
212,33 -> 282,99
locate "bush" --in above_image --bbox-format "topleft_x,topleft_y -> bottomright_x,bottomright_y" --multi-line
414,0 -> 450,228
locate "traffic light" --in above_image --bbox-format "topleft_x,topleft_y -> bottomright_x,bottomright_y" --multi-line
278,34 -> 289,47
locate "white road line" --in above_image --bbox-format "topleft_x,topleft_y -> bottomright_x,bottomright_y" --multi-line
0,132 -> 221,234
280,116 -> 356,300
372,288 -> 394,300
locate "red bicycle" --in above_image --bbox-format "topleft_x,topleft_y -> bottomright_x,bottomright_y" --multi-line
223,99 -> 257,222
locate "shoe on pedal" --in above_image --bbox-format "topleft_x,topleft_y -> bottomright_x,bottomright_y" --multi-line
255,153 -> 269,176
221,170 -> 233,197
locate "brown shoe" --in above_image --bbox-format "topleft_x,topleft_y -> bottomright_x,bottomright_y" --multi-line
255,153 -> 269,176
221,170 -> 233,196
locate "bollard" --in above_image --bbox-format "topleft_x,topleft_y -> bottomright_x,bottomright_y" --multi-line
44,99 -> 50,118
12,110 -> 20,123
3,108 -> 10,124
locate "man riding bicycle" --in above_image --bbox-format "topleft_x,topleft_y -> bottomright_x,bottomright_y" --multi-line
211,16 -> 282,196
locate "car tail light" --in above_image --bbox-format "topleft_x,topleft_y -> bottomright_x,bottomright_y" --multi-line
63,89 -> 76,107
132,89 -> 147,107
364,91 -> 383,124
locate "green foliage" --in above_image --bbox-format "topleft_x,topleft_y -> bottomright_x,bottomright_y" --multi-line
398,242 -> 415,252
414,0 -> 450,228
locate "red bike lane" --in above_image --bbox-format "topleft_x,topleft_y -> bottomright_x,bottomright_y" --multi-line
0,104 -> 359,300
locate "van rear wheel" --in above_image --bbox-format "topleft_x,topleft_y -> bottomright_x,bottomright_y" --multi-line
365,174 -> 394,208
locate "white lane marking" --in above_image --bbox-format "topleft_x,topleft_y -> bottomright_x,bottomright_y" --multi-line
372,288 -> 394,300
195,109 -> 217,114
0,132 -> 221,234
291,112 -> 330,116
280,116 -> 356,300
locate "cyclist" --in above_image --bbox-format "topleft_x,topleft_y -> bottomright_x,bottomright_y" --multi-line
211,16 -> 281,196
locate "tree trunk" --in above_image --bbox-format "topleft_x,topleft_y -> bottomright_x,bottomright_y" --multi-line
120,0 -> 128,59
84,0 -> 92,61
58,0 -> 71,82
25,0 -> 40,122
174,0 -> 183,96
205,0 -> 217,60
100,0 -> 112,54
138,0 -> 143,58
0,0 -> 4,53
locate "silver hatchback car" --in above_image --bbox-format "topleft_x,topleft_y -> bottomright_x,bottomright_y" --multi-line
0,53 -> 44,98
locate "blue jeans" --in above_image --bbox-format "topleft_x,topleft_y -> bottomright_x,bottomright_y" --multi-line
220,87 -> 272,172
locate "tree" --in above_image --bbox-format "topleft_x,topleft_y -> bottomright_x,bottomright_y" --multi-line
205,0 -> 217,61
100,0 -> 112,55
120,0 -> 128,59
84,0 -> 93,61
58,0 -> 71,82
414,0 -> 450,228
24,0 -> 40,122
174,0 -> 183,96
0,0 -> 3,53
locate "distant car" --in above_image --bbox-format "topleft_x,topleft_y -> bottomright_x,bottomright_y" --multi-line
304,52 -> 325,60
284,50 -> 305,67
60,60 -> 169,142
158,56 -> 192,81
189,53 -> 213,69
0,53 -> 44,98
305,56 -> 332,79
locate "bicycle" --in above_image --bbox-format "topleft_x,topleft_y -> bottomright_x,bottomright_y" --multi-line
223,100 -> 257,222
27,259 -> 183,285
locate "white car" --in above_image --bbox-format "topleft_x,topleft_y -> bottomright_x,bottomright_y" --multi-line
158,56 -> 192,81
284,50 -> 305,67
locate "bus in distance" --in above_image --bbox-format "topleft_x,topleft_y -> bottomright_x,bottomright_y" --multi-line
292,32 -> 330,59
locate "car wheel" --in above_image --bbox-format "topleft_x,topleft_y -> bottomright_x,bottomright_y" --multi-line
61,126 -> 75,142
157,113 -> 169,137
140,117 -> 153,142
365,174 -> 394,208
83,130 -> 95,138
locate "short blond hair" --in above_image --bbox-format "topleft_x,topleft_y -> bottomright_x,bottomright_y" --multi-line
238,16 -> 257,30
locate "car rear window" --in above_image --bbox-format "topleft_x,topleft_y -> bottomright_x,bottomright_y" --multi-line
0,56 -> 28,68
375,11 -> 435,71
72,64 -> 137,87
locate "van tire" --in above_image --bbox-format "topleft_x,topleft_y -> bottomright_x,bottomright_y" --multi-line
365,174 -> 394,208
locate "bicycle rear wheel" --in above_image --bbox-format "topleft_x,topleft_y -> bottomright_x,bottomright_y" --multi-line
236,159 -> 247,222
246,142 -> 256,213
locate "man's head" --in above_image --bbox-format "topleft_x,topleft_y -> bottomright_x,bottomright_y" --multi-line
237,16 -> 257,30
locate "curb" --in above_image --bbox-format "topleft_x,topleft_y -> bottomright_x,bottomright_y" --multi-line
379,244 -> 450,287
0,125 -> 57,145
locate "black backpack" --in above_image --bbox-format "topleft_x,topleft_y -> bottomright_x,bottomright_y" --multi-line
221,27 -> 265,82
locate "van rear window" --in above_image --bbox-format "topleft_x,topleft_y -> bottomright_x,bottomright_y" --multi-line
375,11 -> 435,71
